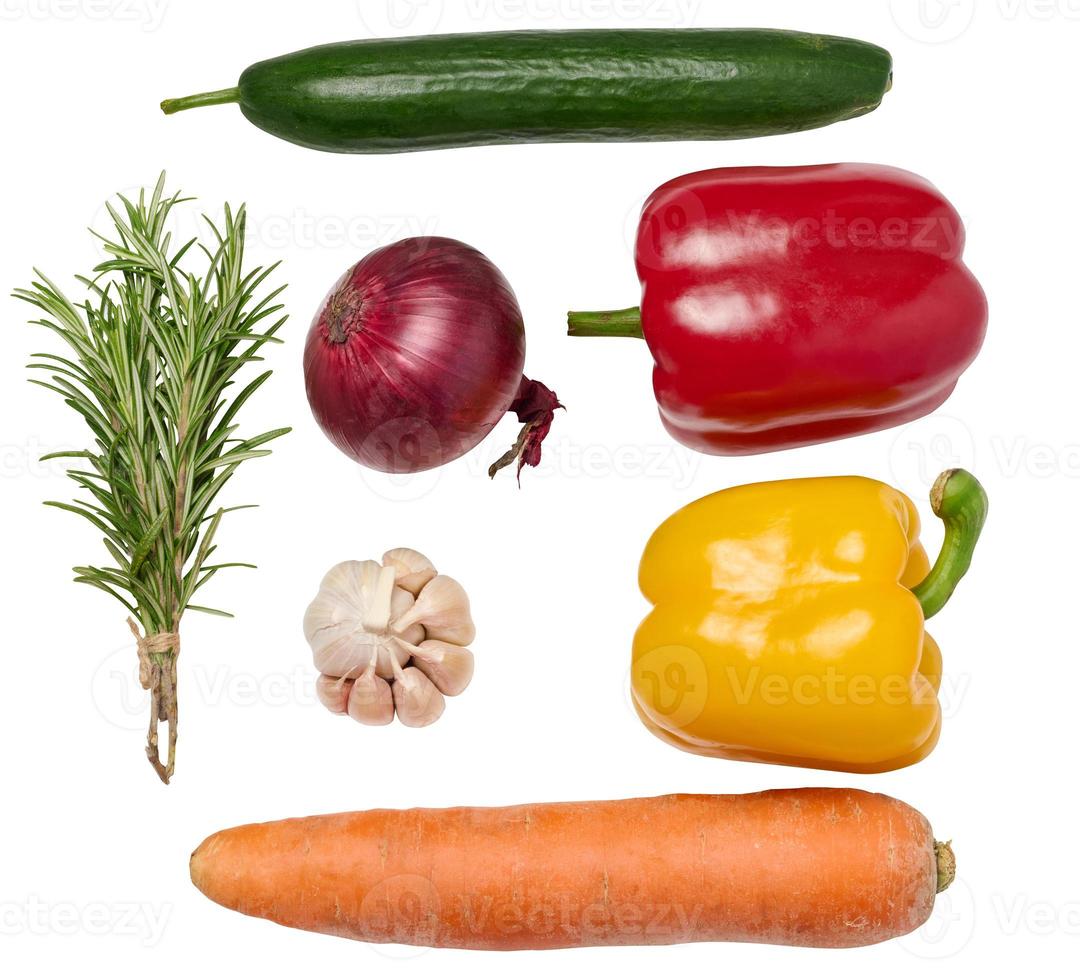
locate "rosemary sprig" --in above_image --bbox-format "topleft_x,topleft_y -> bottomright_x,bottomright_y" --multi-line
14,175 -> 290,784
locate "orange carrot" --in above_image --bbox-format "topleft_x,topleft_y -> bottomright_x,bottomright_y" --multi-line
190,788 -> 953,950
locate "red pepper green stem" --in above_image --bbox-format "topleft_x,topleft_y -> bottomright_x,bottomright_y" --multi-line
567,307 -> 644,340
913,469 -> 988,620
160,88 -> 241,115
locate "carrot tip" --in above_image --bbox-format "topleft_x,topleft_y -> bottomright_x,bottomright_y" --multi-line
934,840 -> 956,893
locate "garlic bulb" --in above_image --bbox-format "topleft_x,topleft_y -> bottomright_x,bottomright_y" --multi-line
304,549 -> 475,726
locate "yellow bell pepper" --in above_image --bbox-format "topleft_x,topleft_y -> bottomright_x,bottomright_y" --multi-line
631,470 -> 987,774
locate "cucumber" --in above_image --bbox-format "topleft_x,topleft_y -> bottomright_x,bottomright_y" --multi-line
161,29 -> 892,155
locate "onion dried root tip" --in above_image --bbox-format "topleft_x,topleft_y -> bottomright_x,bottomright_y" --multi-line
487,377 -> 563,485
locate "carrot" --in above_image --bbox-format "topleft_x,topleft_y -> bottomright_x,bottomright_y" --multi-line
190,788 -> 953,950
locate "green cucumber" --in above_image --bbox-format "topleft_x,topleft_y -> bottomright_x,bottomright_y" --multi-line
161,29 -> 892,155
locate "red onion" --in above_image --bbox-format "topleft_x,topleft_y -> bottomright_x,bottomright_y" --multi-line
304,237 -> 561,479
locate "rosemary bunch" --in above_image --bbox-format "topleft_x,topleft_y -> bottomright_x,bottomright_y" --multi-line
14,175 -> 290,783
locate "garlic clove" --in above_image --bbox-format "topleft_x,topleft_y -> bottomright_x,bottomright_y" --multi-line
392,574 -> 476,646
316,674 -> 353,714
391,666 -> 445,727
409,640 -> 475,697
347,671 -> 395,726
382,548 -> 437,596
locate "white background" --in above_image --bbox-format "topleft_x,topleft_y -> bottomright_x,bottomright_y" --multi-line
1,0 -> 1075,974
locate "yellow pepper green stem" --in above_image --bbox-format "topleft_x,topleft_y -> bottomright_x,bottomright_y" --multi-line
913,469 -> 988,620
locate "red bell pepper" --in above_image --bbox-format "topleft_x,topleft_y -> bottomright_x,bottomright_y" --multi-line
568,164 -> 988,455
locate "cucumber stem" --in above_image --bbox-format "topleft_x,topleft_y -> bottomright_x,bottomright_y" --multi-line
567,307 -> 644,339
160,88 -> 241,115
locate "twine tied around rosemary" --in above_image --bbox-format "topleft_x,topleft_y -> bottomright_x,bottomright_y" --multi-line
127,618 -> 181,784
127,618 -> 181,689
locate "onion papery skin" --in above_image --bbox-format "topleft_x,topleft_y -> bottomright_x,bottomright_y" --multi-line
304,237 -> 527,473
